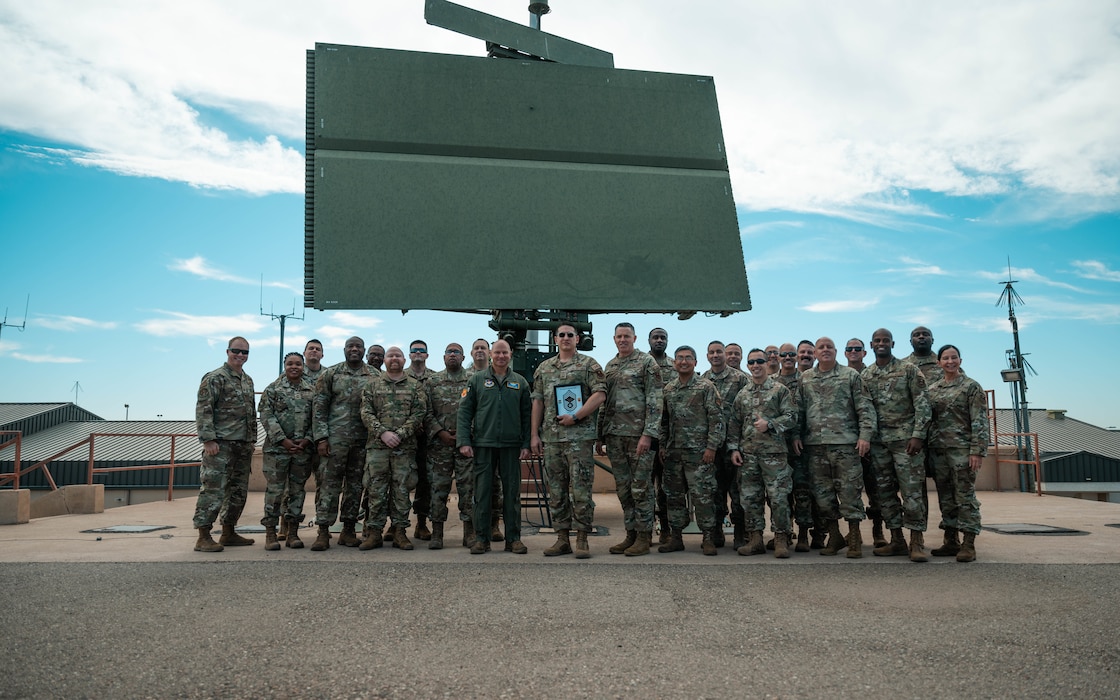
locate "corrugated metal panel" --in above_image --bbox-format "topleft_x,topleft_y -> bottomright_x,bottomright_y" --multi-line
1041,452 -> 1120,483
14,460 -> 202,490
993,409 -> 1120,461
0,403 -> 104,436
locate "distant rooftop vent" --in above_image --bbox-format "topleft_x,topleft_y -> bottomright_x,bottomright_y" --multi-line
1046,409 -> 1068,419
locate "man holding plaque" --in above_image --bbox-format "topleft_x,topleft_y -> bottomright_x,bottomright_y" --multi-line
531,324 -> 608,558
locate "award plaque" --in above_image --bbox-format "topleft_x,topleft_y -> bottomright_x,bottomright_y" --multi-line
554,384 -> 584,418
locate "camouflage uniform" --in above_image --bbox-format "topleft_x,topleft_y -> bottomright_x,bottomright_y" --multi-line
532,353 -> 607,532
598,349 -> 663,532
193,363 -> 257,529
311,362 -> 372,527
650,353 -> 675,533
258,374 -> 314,528
424,366 -> 474,525
904,352 -> 944,385
927,374 -> 988,535
862,358 -> 932,532
797,365 -> 876,521
701,366 -> 749,532
727,378 -> 796,535
409,367 -> 437,523
775,371 -> 816,530
361,373 -> 428,529
660,373 -> 724,531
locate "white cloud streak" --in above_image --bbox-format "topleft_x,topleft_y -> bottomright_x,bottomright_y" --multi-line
170,256 -> 297,292
134,311 -> 267,338
801,298 -> 880,313
1071,260 -> 1120,282
34,314 -> 118,331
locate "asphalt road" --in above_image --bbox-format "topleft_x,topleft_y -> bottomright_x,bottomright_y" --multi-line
2,561 -> 1118,698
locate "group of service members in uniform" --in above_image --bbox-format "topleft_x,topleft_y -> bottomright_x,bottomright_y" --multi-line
191,323 -> 988,563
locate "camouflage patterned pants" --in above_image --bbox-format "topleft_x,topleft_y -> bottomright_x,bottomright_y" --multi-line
280,450 -> 320,523
738,450 -> 793,534
870,440 -> 928,531
315,441 -> 365,526
712,446 -> 745,529
862,452 -> 882,522
930,447 -> 981,535
426,441 -> 474,524
260,449 -> 313,527
542,439 -> 596,532
790,447 -> 817,529
605,435 -> 656,531
663,447 -> 718,531
365,447 -> 418,529
805,444 -> 866,522
192,440 -> 254,528
413,436 -> 430,519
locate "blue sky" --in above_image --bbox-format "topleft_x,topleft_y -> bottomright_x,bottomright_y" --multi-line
1,1 -> 1118,429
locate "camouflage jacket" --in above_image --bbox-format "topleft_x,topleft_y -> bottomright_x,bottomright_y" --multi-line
927,375 -> 989,455
797,364 -> 876,446
598,349 -> 664,439
660,373 -> 724,452
531,352 -> 607,444
904,352 -> 944,385
361,372 -> 428,450
861,357 -> 932,444
303,364 -> 325,385
258,375 -> 314,453
195,363 -> 257,443
702,366 -> 749,426
726,377 -> 796,455
651,353 -> 675,385
425,367 -> 471,443
312,361 -> 372,444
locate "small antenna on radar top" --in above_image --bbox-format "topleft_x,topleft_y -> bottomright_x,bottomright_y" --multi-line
0,295 -> 30,343
261,275 -> 305,377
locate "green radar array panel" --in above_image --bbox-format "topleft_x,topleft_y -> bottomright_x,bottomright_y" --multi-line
305,41 -> 750,315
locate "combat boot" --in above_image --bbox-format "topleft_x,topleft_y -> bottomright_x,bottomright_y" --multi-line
310,524 -> 331,551
544,529 -> 572,557
414,516 -> 431,541
574,530 -> 591,559
428,521 -> 444,550
359,526 -> 383,550
810,526 -> 826,550
491,518 -> 504,543
277,518 -> 289,542
932,527 -> 961,557
624,531 -> 652,557
874,528 -> 908,556
765,537 -> 775,551
658,514 -> 671,545
820,520 -> 845,556
338,522 -> 361,547
909,530 -> 929,563
505,540 -> 528,554
712,523 -> 726,548
738,530 -> 765,556
461,520 -> 475,548
658,530 -> 684,553
872,517 -> 887,548
470,537 -> 490,554
701,530 -> 718,556
219,523 -> 254,547
285,518 -> 304,549
845,519 -> 863,559
392,526 -> 414,550
732,522 -> 746,551
956,532 -> 976,562
609,530 -> 637,555
773,532 -> 790,559
193,526 -> 223,552
264,526 -> 280,551
795,525 -> 811,553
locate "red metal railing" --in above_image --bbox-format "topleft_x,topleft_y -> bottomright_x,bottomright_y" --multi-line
986,389 -> 1043,496
0,431 -> 27,490
85,433 -> 202,501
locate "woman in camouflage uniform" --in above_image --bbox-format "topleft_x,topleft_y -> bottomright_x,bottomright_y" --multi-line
926,344 -> 988,562
258,352 -> 315,550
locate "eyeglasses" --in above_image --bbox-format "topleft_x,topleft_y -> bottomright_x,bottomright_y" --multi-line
766,350 -> 779,355
227,348 -> 249,355
845,347 -> 865,353
778,352 -> 796,358
556,332 -> 577,338
746,358 -> 768,365
445,349 -> 462,355
410,348 -> 427,354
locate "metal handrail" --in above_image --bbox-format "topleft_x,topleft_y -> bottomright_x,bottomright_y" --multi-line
994,431 -> 1043,496
0,431 -> 24,489
85,433 -> 202,501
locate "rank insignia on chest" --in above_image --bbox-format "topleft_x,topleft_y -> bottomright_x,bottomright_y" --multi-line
484,379 -> 495,388
507,382 -> 520,389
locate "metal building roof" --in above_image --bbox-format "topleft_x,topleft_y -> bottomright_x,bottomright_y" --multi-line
993,409 -> 1120,461
0,403 -> 104,431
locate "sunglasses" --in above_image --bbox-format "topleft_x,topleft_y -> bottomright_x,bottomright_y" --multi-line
410,348 -> 427,354
845,347 -> 865,353
445,349 -> 462,355
778,352 -> 796,358
556,332 -> 577,338
227,348 -> 249,356
746,358 -> 768,365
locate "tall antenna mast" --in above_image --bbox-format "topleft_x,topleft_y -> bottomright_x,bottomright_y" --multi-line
71,381 -> 83,406
996,258 -> 1036,491
261,275 -> 305,376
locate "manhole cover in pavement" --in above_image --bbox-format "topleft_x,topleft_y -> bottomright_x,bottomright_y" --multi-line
982,523 -> 1087,535
81,525 -> 175,533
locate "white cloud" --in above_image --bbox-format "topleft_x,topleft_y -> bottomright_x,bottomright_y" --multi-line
9,352 -> 84,364
976,266 -> 1088,293
801,298 -> 880,313
170,256 -> 298,292
326,311 -> 384,329
134,311 -> 266,337
34,314 -> 118,331
1071,260 -> 1120,282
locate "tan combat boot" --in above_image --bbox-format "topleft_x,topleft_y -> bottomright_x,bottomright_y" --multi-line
470,536 -> 490,554
414,516 -> 431,541
461,521 -> 475,548
956,532 -> 977,562
932,527 -> 961,557
428,521 -> 444,550
194,526 -> 224,552
773,532 -> 790,559
359,526 -> 383,550
909,530 -> 929,563
609,530 -> 637,555
277,518 -> 289,542
392,526 -> 414,550
845,520 -> 863,558
624,531 -> 652,557
820,520 -> 846,556
810,526 -> 827,550
701,530 -> 718,556
310,524 -> 331,551
732,522 -> 746,551
872,517 -> 887,548
658,530 -> 684,553
874,528 -> 908,556
491,518 -> 504,543
574,530 -> 591,559
219,523 -> 254,547
738,530 -> 765,556
264,526 -> 280,551
285,519 -> 304,549
544,529 -> 572,556
795,525 -> 811,553
337,522 -> 361,547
